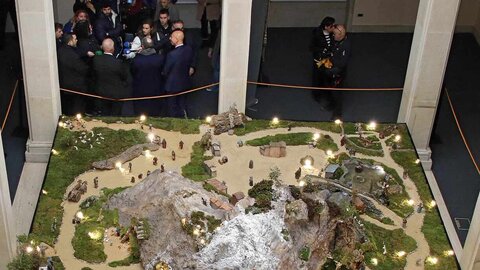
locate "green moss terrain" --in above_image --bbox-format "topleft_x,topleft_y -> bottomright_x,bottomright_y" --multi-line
181,141 -> 213,181
30,126 -> 147,246
72,187 -> 126,263
363,220 -> 417,270
345,137 -> 384,157
390,151 -> 458,269
245,132 -> 339,152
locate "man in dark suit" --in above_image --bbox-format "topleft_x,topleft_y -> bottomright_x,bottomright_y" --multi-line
94,3 -> 123,55
172,20 -> 199,77
162,29 -> 193,117
57,34 -> 89,115
93,38 -> 131,115
131,37 -> 165,116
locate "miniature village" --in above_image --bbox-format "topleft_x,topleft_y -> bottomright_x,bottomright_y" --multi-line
8,108 -> 458,270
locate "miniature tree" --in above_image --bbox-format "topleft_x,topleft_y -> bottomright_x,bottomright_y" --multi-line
269,166 -> 282,186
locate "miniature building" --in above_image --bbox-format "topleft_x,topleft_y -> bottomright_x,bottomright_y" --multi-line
325,164 -> 340,179
259,141 -> 287,158
206,178 -> 228,194
203,163 -> 217,177
352,196 -> 366,213
211,141 -> 221,156
67,180 -> 88,202
210,197 -> 233,211
230,192 -> 245,205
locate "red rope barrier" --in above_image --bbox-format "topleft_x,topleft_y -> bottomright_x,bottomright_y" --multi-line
1,79 -> 19,131
60,82 -> 219,101
246,81 -> 403,91
445,88 -> 479,175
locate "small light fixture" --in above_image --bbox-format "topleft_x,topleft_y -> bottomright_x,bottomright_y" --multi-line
76,211 -> 84,220
76,113 -> 82,120
313,133 -> 320,140
299,180 -> 305,187
334,119 -> 342,125
140,115 -> 147,122
394,135 -> 401,142
367,121 -> 377,130
371,258 -> 378,265
396,251 -> 406,257
148,133 -> 155,143
205,116 -> 212,123
426,256 -> 438,265
271,117 -> 279,125
25,246 -> 33,253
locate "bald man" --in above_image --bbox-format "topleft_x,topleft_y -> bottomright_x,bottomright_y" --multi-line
92,38 -> 131,115
318,24 -> 351,118
162,29 -> 194,117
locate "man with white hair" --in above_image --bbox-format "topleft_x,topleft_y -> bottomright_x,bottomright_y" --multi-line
93,38 -> 131,115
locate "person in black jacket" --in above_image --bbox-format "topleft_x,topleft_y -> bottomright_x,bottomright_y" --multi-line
94,3 -> 123,55
154,8 -> 172,54
74,20 -> 101,62
317,24 -> 351,119
93,38 -> 131,115
57,34 -> 89,115
172,20 -> 199,76
310,16 -> 335,87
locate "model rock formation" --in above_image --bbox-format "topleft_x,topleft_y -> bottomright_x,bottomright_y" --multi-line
92,143 -> 160,169
210,106 -> 246,135
104,169 -> 366,269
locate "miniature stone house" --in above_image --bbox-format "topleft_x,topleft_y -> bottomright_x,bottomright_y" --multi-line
230,192 -> 245,205
206,178 -> 228,194
259,141 -> 287,158
325,164 -> 340,179
203,163 -> 217,177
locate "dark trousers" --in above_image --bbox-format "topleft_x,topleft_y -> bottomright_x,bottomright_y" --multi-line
312,67 -> 343,118
0,0 -> 18,49
166,95 -> 185,118
200,8 -> 218,48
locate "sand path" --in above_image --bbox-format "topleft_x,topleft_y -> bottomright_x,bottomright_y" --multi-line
53,121 -> 430,269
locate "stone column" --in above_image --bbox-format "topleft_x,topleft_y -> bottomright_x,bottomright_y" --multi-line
16,0 -> 62,162
0,136 -> 17,268
218,0 -> 253,114
397,0 -> 460,170
461,193 -> 480,270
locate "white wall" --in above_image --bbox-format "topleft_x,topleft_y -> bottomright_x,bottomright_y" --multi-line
267,1 -> 348,27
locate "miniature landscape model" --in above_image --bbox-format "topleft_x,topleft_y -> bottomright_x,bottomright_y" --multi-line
9,108 -> 458,270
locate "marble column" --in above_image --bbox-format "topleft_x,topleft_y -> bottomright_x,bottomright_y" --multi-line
16,0 -> 62,163
397,0 -> 460,170
0,136 -> 17,268
218,0 -> 253,114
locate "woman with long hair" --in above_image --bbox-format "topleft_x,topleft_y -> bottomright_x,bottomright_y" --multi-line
125,18 -> 157,59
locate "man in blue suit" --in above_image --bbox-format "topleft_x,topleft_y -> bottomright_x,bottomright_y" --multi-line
162,29 -> 193,117
131,37 -> 165,116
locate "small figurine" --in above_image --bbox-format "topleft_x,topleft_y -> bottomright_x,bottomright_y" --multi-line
202,197 -> 207,206
162,139 -> 167,149
93,177 -> 99,188
287,125 -> 292,131
417,202 -> 424,213
138,173 -> 143,179
131,176 -> 135,183
402,218 -> 407,228
171,151 -> 176,161
149,124 -> 153,131
403,170 -> 409,179
219,156 -> 228,164
237,140 -> 243,147
179,140 -> 184,150
160,164 -> 165,173
249,177 -> 254,187
340,136 -> 346,147
249,160 -> 253,169
147,170 -> 151,176
295,167 -> 302,180
128,162 -> 132,173
141,124 -> 144,130
153,157 -> 158,166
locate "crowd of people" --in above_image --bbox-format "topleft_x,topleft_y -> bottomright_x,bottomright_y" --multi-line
55,0 -> 221,117
310,16 -> 351,119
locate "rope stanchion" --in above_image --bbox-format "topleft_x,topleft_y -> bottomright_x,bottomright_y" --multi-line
1,79 -> 19,131
60,82 -> 219,102
247,81 -> 403,91
445,88 -> 479,175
